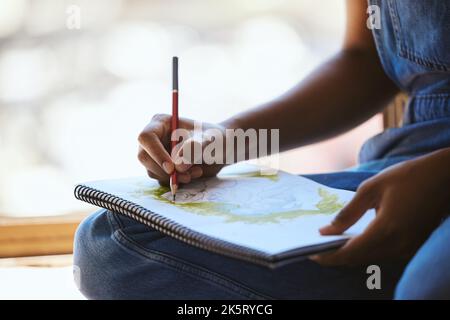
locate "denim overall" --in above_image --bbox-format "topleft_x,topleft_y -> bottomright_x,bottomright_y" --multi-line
73,1 -> 450,299
360,0 -> 450,167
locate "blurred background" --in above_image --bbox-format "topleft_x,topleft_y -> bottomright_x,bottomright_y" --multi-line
0,0 -> 382,218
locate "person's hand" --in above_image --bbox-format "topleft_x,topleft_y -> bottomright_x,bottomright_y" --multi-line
137,114 -> 226,186
311,150 -> 450,266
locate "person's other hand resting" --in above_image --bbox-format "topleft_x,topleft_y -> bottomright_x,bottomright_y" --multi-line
312,148 -> 450,266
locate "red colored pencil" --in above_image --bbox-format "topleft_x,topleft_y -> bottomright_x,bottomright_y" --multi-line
170,56 -> 179,201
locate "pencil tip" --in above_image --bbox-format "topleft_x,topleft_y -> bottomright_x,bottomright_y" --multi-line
173,195 -> 176,202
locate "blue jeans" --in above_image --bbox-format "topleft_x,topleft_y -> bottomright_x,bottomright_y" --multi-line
73,170 -> 450,299
73,0 -> 450,298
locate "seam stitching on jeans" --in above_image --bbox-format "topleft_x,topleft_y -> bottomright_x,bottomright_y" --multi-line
107,212 -> 273,299
113,229 -> 272,300
387,0 -> 450,71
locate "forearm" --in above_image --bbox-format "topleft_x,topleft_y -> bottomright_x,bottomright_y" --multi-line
221,49 -> 399,152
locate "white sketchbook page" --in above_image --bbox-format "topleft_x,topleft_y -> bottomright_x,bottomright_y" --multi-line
83,164 -> 375,256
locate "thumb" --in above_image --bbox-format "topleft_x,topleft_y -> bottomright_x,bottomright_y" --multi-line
319,182 -> 377,235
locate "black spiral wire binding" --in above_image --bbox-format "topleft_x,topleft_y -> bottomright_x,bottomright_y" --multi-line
74,184 -> 274,267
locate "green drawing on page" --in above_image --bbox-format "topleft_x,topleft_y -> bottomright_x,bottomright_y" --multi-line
137,185 -> 344,224
219,171 -> 279,182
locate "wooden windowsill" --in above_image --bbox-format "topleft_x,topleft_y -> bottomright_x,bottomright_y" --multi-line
382,92 -> 408,129
0,212 -> 89,258
0,254 -> 74,268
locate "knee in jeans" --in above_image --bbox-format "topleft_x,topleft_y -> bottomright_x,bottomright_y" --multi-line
395,256 -> 450,300
73,210 -> 118,299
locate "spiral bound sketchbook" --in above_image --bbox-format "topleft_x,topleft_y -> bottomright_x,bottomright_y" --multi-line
74,164 -> 374,268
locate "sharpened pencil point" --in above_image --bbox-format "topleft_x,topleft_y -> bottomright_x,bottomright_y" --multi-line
173,194 -> 175,202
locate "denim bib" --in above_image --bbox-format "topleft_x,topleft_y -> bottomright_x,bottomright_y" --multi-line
359,0 -> 450,163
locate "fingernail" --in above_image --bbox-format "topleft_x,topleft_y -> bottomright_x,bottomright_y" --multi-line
319,225 -> 332,234
176,163 -> 192,173
162,161 -> 174,174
